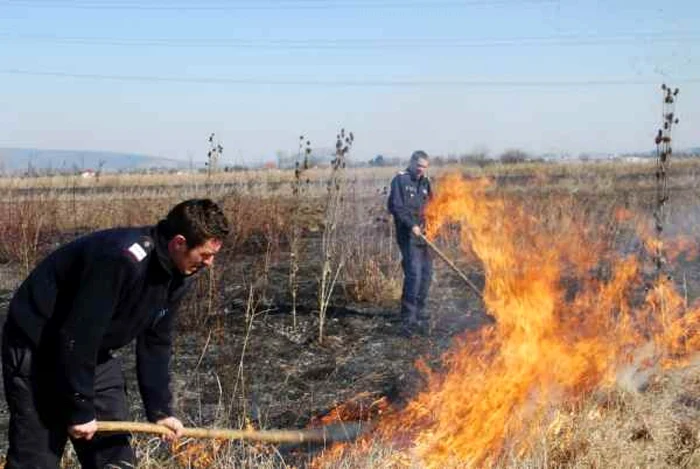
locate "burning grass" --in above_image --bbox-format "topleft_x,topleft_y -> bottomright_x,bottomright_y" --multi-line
312,365 -> 700,469
313,172 -> 700,468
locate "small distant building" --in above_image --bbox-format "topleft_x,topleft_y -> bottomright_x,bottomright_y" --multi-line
621,156 -> 647,163
80,169 -> 96,178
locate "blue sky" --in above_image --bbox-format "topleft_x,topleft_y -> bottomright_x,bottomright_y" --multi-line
0,0 -> 698,165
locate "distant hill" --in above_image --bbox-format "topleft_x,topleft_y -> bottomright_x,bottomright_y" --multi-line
0,148 -> 194,174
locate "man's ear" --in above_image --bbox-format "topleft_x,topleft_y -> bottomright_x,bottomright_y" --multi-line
168,234 -> 188,252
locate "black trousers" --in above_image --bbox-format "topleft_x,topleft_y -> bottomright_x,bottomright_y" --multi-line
1,320 -> 134,469
398,237 -> 433,324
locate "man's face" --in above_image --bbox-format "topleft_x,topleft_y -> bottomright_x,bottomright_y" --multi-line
411,157 -> 429,178
169,237 -> 223,275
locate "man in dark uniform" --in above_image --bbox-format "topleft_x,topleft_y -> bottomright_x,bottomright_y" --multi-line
388,150 -> 433,334
1,198 -> 230,469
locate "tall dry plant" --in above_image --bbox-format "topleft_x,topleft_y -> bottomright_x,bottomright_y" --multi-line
653,84 -> 680,277
317,128 -> 354,344
206,133 -> 224,194
289,135 -> 312,328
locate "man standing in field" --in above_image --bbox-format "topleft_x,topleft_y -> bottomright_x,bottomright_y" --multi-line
388,150 -> 433,335
1,198 -> 230,469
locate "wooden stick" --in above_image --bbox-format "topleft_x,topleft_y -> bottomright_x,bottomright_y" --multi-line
419,233 -> 483,299
96,421 -> 364,443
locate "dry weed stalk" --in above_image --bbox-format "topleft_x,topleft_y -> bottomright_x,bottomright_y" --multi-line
289,135 -> 312,328
226,236 -> 277,426
317,128 -> 354,344
228,284 -> 260,424
653,84 -> 680,277
206,132 -> 224,192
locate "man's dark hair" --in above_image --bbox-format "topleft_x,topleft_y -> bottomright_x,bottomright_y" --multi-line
162,199 -> 230,248
411,150 -> 429,162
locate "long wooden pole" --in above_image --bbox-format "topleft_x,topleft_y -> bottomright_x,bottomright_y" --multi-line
96,421 -> 364,443
419,233 -> 483,300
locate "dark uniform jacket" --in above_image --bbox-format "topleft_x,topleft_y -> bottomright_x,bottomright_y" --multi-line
6,222 -> 194,425
387,168 -> 432,243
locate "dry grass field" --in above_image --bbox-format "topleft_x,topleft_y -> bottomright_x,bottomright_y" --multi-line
1,158 -> 700,468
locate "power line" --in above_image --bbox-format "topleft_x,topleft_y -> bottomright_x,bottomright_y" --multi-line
1,31 -> 698,49
0,0 -> 557,10
2,68 -> 699,87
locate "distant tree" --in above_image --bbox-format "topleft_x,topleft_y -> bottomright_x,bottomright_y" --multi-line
499,149 -> 529,165
459,152 -> 492,168
368,154 -> 385,167
95,159 -> 106,182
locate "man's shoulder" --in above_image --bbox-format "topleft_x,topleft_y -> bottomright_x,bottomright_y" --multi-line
391,170 -> 410,182
122,236 -> 155,264
86,227 -> 156,266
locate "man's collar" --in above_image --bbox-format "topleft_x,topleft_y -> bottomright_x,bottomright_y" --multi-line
153,221 -> 179,277
406,166 -> 423,181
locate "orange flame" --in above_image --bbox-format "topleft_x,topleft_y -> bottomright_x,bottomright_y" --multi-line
309,392 -> 391,427
315,173 -> 700,468
171,438 -> 225,469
